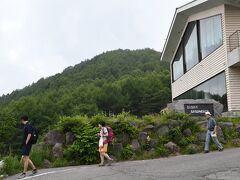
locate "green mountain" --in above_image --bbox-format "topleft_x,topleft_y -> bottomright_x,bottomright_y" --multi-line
0,49 -> 171,154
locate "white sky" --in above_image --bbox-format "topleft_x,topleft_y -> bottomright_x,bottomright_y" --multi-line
0,0 -> 190,96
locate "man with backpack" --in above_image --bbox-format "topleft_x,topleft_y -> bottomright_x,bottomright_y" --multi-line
18,115 -> 37,179
98,121 -> 114,166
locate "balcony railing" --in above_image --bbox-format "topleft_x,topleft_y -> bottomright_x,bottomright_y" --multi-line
229,30 -> 240,52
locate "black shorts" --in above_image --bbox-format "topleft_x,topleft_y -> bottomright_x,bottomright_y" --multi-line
22,144 -> 32,156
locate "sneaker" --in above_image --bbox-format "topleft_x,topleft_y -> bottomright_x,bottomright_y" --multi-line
219,148 -> 224,152
29,169 -> 37,176
204,150 -> 209,153
98,163 -> 105,167
18,173 -> 26,179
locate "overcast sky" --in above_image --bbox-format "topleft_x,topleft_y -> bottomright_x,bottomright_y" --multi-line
0,0 -> 190,96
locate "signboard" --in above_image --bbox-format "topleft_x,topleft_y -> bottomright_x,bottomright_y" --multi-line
184,104 -> 214,116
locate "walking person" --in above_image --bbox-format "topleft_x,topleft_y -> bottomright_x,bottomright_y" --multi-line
18,115 -> 37,179
98,121 -> 113,166
204,112 -> 224,153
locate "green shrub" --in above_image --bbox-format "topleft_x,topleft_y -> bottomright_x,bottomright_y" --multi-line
217,117 -> 240,124
120,145 -> 134,160
0,156 -> 21,176
222,127 -> 239,141
64,123 -> 99,165
178,136 -> 198,147
112,113 -> 139,139
181,119 -> 200,134
168,127 -> 183,143
158,136 -> 170,145
142,115 -> 155,125
90,114 -> 109,127
184,144 -> 200,154
30,145 -> 52,167
57,116 -> 88,133
178,138 -> 189,147
155,145 -> 169,157
53,159 -> 69,168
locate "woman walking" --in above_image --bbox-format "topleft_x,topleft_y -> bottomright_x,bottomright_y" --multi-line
98,121 -> 113,166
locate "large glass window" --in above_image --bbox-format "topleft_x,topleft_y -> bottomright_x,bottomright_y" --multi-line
200,15 -> 223,59
175,72 -> 228,111
171,15 -> 223,82
172,45 -> 184,81
184,22 -> 199,71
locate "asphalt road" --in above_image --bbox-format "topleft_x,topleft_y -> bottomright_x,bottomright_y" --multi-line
7,148 -> 240,180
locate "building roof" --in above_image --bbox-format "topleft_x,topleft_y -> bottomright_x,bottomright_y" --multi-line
160,0 -> 240,62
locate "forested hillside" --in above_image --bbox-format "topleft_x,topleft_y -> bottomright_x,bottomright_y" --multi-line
0,49 -> 171,154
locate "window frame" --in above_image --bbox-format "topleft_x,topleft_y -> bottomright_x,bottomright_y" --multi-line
171,14 -> 223,83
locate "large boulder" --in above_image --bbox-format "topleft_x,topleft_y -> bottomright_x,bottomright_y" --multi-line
112,143 -> 123,157
52,143 -> 64,158
44,130 -> 65,146
236,124 -> 240,133
66,132 -> 75,145
157,126 -> 169,136
186,144 -> 200,154
131,139 -> 140,151
164,142 -> 180,154
232,139 -> 240,146
116,132 -> 130,145
167,99 -> 223,116
196,132 -> 206,142
143,125 -> 155,133
42,159 -> 52,168
138,132 -> 148,145
218,122 -> 234,129
183,128 -> 192,137
150,139 -> 159,149
167,119 -> 181,128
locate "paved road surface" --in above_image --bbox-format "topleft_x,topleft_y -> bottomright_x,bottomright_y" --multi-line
7,148 -> 240,180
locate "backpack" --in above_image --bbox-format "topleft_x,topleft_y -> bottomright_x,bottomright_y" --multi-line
106,127 -> 114,144
30,126 -> 39,144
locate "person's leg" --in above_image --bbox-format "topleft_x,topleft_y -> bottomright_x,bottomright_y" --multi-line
103,153 -> 113,161
99,153 -> 105,166
28,159 -> 36,170
23,156 -> 29,173
204,130 -> 211,152
212,136 -> 224,150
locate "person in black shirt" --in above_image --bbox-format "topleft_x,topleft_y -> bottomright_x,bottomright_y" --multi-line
18,115 -> 37,179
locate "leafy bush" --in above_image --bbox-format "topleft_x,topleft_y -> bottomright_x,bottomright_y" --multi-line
0,156 -> 21,176
184,144 -> 200,154
57,116 -> 88,133
112,113 -> 139,139
181,119 -> 200,134
64,123 -> 99,165
120,145 -> 134,160
53,159 -> 69,168
178,136 -> 198,147
222,127 -> 239,141
168,127 -> 183,143
90,114 -> 110,127
30,145 -> 52,167
155,145 -> 169,157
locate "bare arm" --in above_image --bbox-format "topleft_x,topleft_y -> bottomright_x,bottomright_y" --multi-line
26,133 -> 32,144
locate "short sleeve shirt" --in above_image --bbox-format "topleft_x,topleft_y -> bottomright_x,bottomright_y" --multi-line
207,117 -> 216,131
23,123 -> 33,144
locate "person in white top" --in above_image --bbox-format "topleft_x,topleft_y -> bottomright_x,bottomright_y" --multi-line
98,121 -> 113,166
